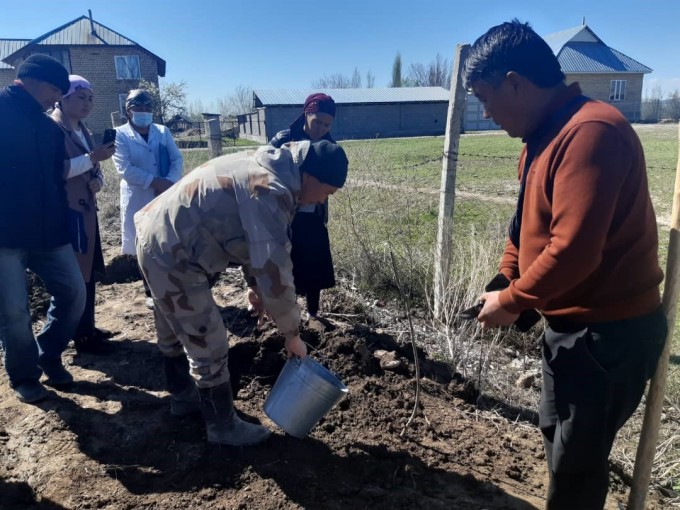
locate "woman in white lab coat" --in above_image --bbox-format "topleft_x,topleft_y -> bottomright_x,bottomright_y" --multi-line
113,89 -> 183,256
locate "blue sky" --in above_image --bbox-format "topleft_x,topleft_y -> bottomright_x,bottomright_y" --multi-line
2,0 -> 678,108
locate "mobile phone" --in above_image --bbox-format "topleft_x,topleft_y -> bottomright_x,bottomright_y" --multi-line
102,128 -> 116,145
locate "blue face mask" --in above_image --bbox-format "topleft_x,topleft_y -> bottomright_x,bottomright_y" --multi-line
131,112 -> 153,128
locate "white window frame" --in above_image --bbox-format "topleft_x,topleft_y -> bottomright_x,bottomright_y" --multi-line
118,93 -> 128,117
610,80 -> 627,102
115,55 -> 141,80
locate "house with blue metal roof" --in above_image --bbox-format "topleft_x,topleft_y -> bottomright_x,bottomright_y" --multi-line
239,87 -> 451,142
464,23 -> 652,130
0,11 -> 166,136
543,23 -> 651,121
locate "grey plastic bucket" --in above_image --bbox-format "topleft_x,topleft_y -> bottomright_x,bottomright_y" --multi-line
264,356 -> 349,438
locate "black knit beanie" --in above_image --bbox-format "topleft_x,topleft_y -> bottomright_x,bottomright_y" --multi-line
16,54 -> 70,94
300,140 -> 349,188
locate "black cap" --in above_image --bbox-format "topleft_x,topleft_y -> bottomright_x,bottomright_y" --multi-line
16,54 -> 70,94
125,89 -> 153,110
300,140 -> 349,188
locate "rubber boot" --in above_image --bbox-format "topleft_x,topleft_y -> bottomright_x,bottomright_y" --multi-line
198,382 -> 271,446
163,354 -> 200,416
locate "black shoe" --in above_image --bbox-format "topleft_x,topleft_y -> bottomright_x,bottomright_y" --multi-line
15,380 -> 50,403
94,327 -> 116,339
40,362 -> 74,388
74,335 -> 116,355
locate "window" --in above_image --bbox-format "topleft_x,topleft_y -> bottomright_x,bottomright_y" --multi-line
115,55 -> 141,80
610,80 -> 627,102
31,49 -> 71,73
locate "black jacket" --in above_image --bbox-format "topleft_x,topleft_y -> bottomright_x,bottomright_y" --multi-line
269,115 -> 335,148
0,85 -> 69,249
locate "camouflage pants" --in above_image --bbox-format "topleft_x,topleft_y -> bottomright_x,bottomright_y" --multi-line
136,247 -> 230,389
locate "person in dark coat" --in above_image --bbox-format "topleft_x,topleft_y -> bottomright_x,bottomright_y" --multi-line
51,75 -> 116,354
0,54 -> 86,403
269,93 -> 338,319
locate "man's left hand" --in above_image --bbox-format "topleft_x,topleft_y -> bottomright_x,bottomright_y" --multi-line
477,291 -> 520,328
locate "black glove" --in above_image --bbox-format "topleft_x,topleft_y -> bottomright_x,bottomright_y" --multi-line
483,274 -> 541,332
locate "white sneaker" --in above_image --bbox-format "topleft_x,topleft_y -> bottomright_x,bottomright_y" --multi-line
146,297 -> 155,309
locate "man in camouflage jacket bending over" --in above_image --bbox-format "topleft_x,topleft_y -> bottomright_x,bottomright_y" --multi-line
135,140 -> 349,446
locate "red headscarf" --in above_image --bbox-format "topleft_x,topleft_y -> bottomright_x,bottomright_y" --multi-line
303,93 -> 336,117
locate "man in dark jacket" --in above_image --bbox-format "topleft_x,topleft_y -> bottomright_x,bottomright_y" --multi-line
0,54 -> 86,403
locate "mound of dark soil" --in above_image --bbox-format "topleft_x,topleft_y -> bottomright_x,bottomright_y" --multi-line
0,275 -> 659,509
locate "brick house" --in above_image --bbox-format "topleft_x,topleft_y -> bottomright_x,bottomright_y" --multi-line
543,23 -> 651,121
0,11 -> 165,137
464,23 -> 652,130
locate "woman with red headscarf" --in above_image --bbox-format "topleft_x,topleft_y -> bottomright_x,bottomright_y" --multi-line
269,93 -> 337,320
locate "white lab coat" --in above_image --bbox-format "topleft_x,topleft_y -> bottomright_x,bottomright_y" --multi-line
113,122 -> 183,254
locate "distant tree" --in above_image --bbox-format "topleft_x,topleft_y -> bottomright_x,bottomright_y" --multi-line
642,85 -> 664,122
186,98 -> 206,122
405,53 -> 451,88
351,67 -> 362,88
312,68 -> 375,89
312,73 -> 353,88
391,52 -> 402,87
666,89 -> 680,121
366,70 -> 375,88
137,78 -> 188,123
217,85 -> 254,116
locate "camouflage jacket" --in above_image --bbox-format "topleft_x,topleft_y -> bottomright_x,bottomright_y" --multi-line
135,142 -> 310,337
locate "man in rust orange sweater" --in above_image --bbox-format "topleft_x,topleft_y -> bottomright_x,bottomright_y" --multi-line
464,20 -> 667,509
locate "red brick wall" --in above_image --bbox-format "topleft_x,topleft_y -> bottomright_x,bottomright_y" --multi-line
69,46 -> 160,137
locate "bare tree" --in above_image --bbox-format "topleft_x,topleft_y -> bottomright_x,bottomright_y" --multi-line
366,70 -> 375,88
391,52 -> 402,87
312,73 -> 353,88
226,85 -> 254,116
642,86 -> 664,122
212,85 -> 254,117
405,53 -> 451,88
351,67 -> 362,88
665,89 -> 680,121
403,62 -> 427,87
312,68 -> 373,89
137,78 -> 188,123
186,98 -> 206,122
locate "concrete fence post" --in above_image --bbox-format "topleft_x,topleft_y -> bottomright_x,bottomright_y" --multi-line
206,117 -> 222,158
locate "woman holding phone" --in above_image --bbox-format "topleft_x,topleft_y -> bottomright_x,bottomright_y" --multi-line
51,75 -> 116,354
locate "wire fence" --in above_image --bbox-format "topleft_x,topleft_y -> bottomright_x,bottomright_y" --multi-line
91,123 -> 679,500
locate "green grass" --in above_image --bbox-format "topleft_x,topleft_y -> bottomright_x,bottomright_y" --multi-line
336,124 -> 679,381
99,125 -> 680,406
95,125 -> 680,491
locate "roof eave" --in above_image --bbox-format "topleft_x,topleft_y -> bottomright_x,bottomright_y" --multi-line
2,14 -> 167,76
562,69 -> 653,74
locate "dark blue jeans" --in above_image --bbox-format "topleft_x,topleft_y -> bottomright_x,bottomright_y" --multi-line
540,307 -> 666,509
0,245 -> 85,387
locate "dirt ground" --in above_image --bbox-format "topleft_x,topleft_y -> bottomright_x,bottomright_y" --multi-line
0,250 -> 666,510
